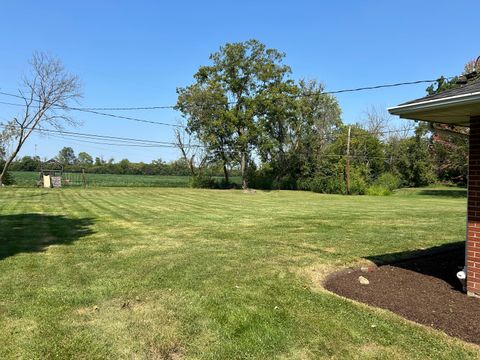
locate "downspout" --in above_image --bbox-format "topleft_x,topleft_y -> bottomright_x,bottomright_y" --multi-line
457,155 -> 468,292
454,125 -> 469,291
430,122 -> 469,290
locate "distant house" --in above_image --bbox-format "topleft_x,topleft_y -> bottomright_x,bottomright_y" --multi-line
389,73 -> 480,297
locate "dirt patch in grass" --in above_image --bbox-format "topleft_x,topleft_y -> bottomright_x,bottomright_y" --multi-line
146,342 -> 184,360
324,247 -> 480,345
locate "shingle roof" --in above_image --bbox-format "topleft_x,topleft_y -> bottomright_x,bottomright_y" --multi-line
399,75 -> 480,106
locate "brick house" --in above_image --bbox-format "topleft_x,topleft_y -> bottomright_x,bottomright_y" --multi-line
389,74 -> 480,297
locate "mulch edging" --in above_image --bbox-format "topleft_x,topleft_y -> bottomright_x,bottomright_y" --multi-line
324,248 -> 480,345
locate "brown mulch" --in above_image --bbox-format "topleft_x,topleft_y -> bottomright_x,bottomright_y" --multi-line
324,247 -> 480,345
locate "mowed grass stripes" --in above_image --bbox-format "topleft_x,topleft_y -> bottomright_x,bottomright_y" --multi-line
0,187 -> 477,359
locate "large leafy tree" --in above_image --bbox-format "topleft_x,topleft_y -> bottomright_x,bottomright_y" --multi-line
257,79 -> 342,181
176,39 -> 291,188
422,56 -> 479,184
56,146 -> 77,165
326,125 -> 385,181
77,151 -> 93,165
387,126 -> 436,187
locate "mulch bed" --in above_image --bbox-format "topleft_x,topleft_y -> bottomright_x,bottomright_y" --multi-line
324,247 -> 480,345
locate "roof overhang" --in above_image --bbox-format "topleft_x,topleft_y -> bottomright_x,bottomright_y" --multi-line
388,92 -> 480,126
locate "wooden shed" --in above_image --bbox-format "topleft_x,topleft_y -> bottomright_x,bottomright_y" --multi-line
389,73 -> 480,297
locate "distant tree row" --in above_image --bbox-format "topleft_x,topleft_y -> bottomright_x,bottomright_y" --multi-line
4,147 -> 238,177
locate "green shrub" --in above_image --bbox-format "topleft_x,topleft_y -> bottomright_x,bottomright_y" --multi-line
298,175 -> 346,194
190,175 -> 216,189
366,185 -> 392,196
247,168 -> 274,190
365,172 -> 401,196
375,172 -> 401,191
349,170 -> 368,195
190,175 -> 240,189
272,175 -> 297,190
1,171 -> 15,186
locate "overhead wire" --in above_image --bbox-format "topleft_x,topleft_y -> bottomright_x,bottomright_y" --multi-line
0,76 -> 428,160
1,78 -> 447,111
0,91 -> 183,128
0,124 -> 204,149
0,77 -> 448,117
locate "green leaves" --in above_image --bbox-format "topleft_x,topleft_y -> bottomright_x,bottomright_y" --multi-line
176,40 -> 293,187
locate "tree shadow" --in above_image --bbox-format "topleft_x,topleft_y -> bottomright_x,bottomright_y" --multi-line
417,189 -> 467,198
365,241 -> 465,291
0,213 -> 94,261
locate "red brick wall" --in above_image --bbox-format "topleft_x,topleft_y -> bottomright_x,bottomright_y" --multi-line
467,116 -> 480,296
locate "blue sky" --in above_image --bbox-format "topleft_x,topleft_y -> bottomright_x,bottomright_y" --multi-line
1,0 -> 479,162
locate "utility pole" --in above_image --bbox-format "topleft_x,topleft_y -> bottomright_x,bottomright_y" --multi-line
346,126 -> 351,195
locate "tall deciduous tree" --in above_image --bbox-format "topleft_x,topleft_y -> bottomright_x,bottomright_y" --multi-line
257,79 -> 342,181
57,147 -> 77,165
422,56 -> 478,185
176,39 -> 291,188
0,52 -> 81,185
77,151 -> 93,165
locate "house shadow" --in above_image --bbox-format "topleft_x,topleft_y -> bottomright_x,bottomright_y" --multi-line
365,241 -> 465,291
0,213 -> 94,261
417,189 -> 467,198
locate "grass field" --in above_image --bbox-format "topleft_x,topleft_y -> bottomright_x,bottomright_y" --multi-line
12,171 -> 244,188
0,187 -> 478,359
11,171 -> 195,187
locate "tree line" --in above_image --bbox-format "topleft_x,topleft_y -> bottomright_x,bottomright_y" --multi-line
1,116 -> 468,193
173,40 -> 470,193
2,148 -> 239,178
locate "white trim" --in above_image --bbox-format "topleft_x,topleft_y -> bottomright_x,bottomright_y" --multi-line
388,92 -> 480,116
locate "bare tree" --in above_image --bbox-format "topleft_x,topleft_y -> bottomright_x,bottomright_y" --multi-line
362,105 -> 412,141
0,52 -> 81,185
362,105 -> 391,138
173,123 -> 208,177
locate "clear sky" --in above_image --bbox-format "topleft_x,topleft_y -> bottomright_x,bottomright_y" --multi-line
1,0 -> 479,162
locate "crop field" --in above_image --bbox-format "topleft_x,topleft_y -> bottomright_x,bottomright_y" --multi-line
11,171 -> 242,188
0,187 -> 477,359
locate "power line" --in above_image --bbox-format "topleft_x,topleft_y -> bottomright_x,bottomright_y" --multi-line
41,79 -> 445,110
0,77 -> 448,112
323,79 -> 444,95
0,124 -> 205,149
0,121 -> 417,153
65,107 -> 182,128
38,128 -> 178,145
0,91 -> 183,128
46,133 -> 177,148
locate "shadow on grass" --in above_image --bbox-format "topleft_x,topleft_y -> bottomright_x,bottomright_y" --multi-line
417,189 -> 467,198
0,213 -> 94,261
365,241 -> 465,291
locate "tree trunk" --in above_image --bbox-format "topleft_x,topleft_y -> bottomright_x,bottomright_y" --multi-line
240,151 -> 248,189
0,138 -> 23,186
223,162 -> 229,184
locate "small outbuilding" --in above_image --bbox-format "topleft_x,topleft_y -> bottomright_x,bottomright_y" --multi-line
389,72 -> 480,297
40,159 -> 63,188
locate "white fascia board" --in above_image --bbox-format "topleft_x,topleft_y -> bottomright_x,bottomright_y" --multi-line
388,92 -> 480,115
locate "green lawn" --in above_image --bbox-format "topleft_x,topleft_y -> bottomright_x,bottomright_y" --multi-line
0,187 -> 477,359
